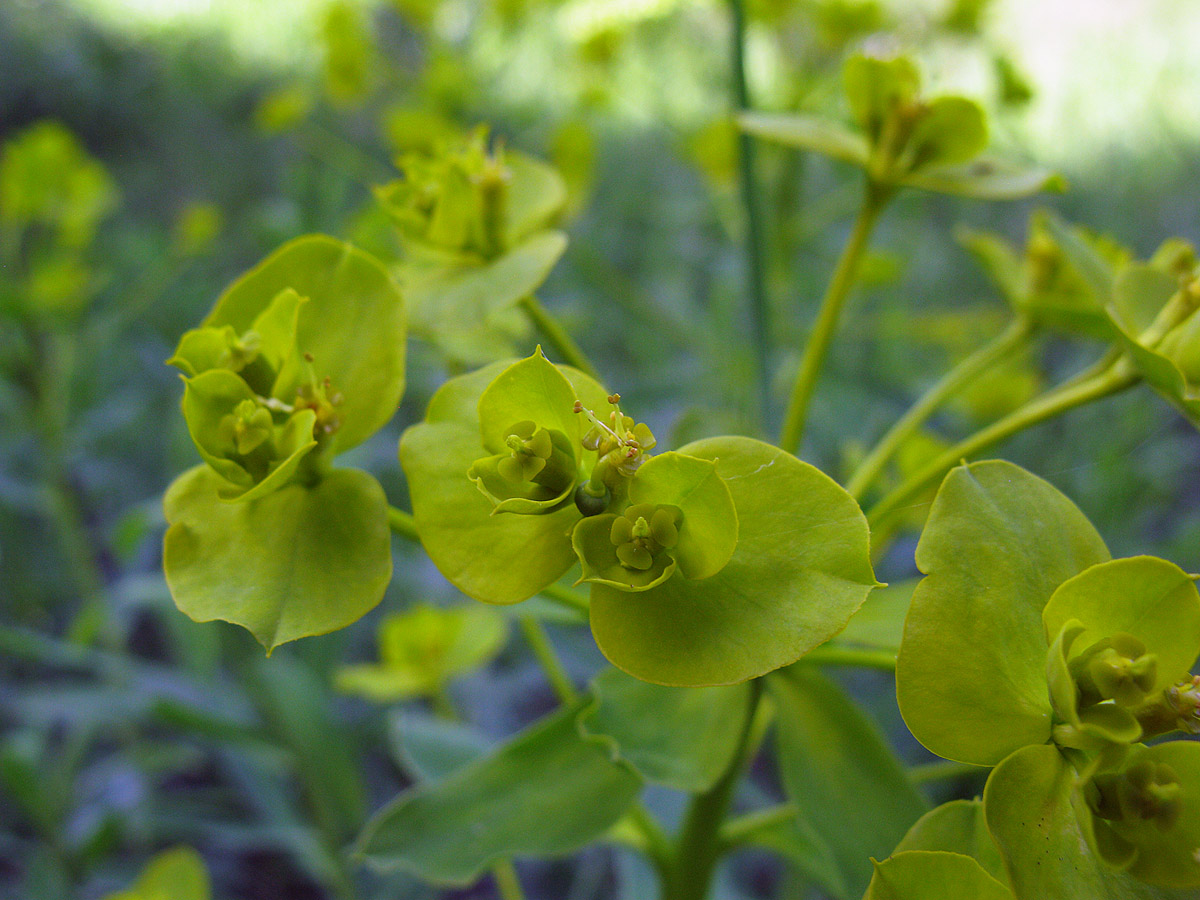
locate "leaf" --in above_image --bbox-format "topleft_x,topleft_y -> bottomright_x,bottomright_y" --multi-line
894,800 -> 1007,885
983,744 -> 1180,900
249,654 -> 366,841
865,851 -> 1014,900
504,151 -> 567,245
897,461 -> 1110,765
956,227 -> 1025,306
476,348 -> 583,455
401,357 -> 612,604
736,111 -> 870,168
589,437 -> 878,686
163,465 -> 391,650
768,665 -> 928,900
903,96 -> 988,173
387,709 -> 491,782
900,159 -> 1063,200
405,231 -> 567,366
833,579 -> 915,654
203,235 -> 406,454
1042,557 -> 1200,693
336,604 -> 509,702
843,55 -> 920,143
578,667 -> 750,792
102,846 -> 210,900
356,703 -> 642,884
627,451 -> 738,580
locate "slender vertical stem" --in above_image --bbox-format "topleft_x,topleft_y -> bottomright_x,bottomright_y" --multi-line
667,679 -> 766,900
518,294 -> 601,381
867,362 -> 1139,526
518,615 -> 578,705
492,860 -> 527,900
728,0 -> 771,425
779,190 -> 885,455
845,317 -> 1034,499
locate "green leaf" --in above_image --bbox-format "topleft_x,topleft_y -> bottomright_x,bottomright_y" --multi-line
336,604 -> 508,702
504,151 -> 567,245
203,235 -> 406,454
627,451 -> 737,579
897,460 -> 1110,765
736,111 -> 870,168
1042,557 -> 1200,694
865,851 -> 1014,900
102,846 -> 210,900
250,654 -> 367,841
983,744 -> 1180,900
894,800 -> 1007,886
901,159 -> 1063,200
163,465 -> 391,650
768,665 -> 928,900
843,55 -> 921,143
590,437 -> 878,686
400,360 -> 610,604
1112,264 -> 1179,337
956,227 -> 1025,306
903,96 -> 988,173
578,667 -> 750,792
477,348 -> 582,455
405,231 -> 566,366
387,709 -> 491,782
356,703 -> 642,884
833,579 -> 915,654
740,815 -> 848,898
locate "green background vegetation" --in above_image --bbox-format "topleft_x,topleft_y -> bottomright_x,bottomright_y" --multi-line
4,0 -> 1200,897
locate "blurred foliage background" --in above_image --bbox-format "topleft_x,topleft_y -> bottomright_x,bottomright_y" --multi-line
3,0 -> 1200,897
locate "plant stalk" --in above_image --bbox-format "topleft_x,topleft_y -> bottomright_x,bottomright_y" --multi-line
518,294 -> 600,381
846,317 -> 1034,499
867,361 -> 1139,526
727,0 -> 771,425
779,189 -> 885,455
517,615 -> 577,705
666,679 -> 766,900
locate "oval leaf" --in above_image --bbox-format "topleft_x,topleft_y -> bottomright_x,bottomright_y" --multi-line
578,667 -> 750,793
769,664 -> 928,900
590,437 -> 878,686
163,465 -> 391,650
1043,556 -> 1200,694
897,460 -> 1110,765
204,235 -> 406,454
356,703 -> 641,884
865,851 -> 1013,900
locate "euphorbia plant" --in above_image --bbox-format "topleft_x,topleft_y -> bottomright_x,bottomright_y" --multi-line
158,41 -> 1200,900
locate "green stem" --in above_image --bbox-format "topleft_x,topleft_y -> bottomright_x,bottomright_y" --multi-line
907,759 -> 985,786
386,505 -> 420,542
717,803 -> 798,852
727,0 -> 770,424
518,615 -> 577,705
804,645 -> 896,671
846,317 -> 1034,499
492,860 -> 526,900
518,294 -> 600,381
779,189 -> 886,455
867,361 -> 1140,527
667,679 -> 766,900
